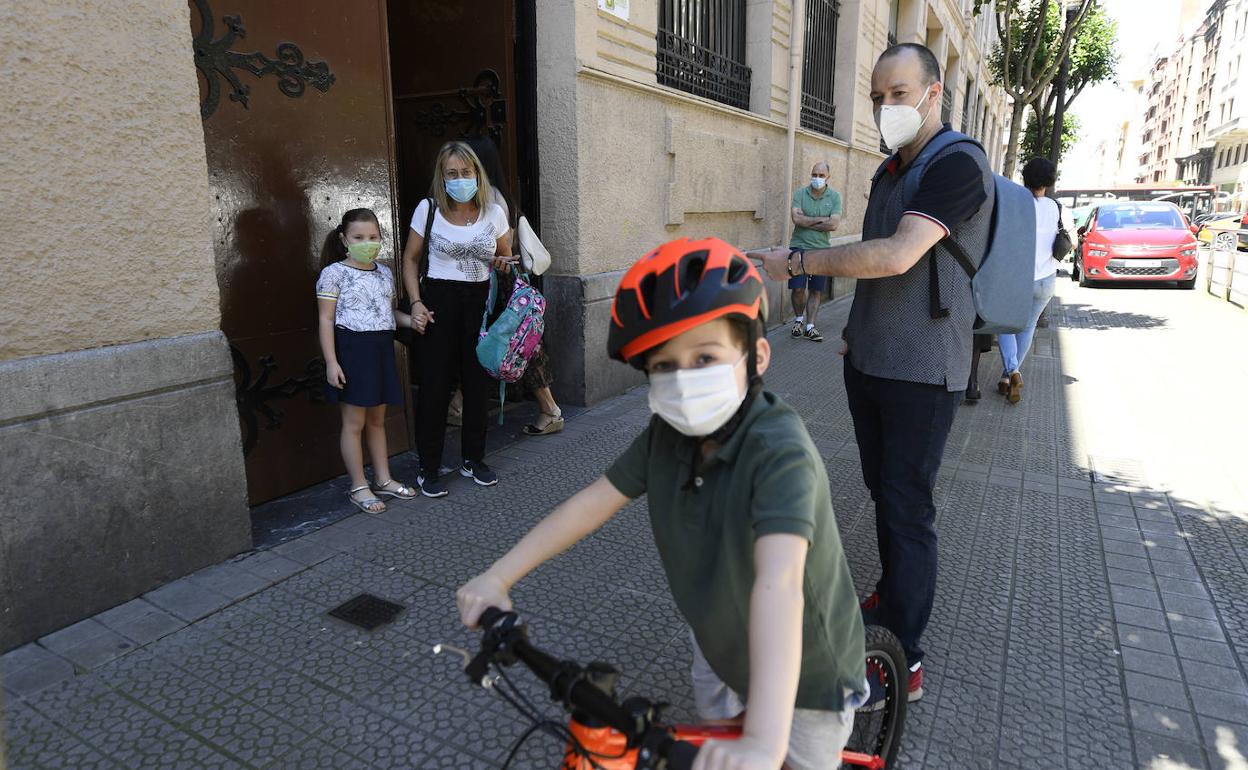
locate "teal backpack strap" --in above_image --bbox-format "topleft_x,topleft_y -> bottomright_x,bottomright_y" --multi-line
481,268 -> 498,334
498,381 -> 506,425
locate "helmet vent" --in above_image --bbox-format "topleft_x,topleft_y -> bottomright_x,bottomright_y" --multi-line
726,256 -> 750,284
638,272 -> 658,318
679,250 -> 710,298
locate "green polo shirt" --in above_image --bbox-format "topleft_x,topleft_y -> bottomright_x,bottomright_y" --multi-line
606,392 -> 866,711
790,185 -> 843,250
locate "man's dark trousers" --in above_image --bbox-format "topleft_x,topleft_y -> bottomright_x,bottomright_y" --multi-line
843,356 -> 961,665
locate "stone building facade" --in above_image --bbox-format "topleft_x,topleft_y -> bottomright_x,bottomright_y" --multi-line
542,0 -> 1012,401
0,0 -> 251,650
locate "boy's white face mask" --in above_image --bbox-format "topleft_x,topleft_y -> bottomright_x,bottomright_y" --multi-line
647,355 -> 747,437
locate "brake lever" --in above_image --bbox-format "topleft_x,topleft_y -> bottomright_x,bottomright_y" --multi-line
432,643 -> 499,689
431,643 -> 471,666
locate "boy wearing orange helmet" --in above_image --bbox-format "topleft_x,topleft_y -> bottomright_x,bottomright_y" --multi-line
457,238 -> 866,770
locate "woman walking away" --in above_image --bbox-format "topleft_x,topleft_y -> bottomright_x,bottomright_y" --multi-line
316,208 -> 417,513
401,141 -> 515,498
465,136 -> 565,436
997,157 -> 1061,405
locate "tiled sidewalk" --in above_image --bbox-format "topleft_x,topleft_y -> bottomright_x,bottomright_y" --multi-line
3,279 -> 1248,769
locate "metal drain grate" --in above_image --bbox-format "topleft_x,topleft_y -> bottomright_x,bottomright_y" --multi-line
327,594 -> 405,631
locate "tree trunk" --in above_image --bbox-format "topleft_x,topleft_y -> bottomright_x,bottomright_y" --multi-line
1004,98 -> 1027,178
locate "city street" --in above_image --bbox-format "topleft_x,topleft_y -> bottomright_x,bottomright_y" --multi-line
3,257 -> 1248,769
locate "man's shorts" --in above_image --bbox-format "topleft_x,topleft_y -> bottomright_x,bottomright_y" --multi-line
787,273 -> 830,293
689,632 -> 853,770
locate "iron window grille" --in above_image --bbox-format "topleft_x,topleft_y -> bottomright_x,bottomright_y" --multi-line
657,0 -> 752,110
800,0 -> 840,136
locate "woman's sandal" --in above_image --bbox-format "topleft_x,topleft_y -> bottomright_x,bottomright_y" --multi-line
374,479 -> 417,500
523,412 -> 565,436
348,485 -> 386,513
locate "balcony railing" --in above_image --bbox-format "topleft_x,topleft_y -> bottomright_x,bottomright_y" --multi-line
657,0 -> 752,111
799,0 -> 840,136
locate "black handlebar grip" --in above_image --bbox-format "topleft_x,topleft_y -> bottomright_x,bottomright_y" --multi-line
479,606 -> 507,630
663,740 -> 699,770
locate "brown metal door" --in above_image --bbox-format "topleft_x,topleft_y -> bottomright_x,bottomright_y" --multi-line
191,0 -> 408,505
387,1 -> 520,239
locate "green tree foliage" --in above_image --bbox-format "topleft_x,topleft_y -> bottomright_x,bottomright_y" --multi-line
973,0 -> 1100,176
1029,2 -> 1117,161
1022,112 -> 1080,162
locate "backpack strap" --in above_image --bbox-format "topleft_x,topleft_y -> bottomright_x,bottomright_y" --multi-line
899,131 -> 986,320
481,268 -> 498,335
418,197 -> 436,284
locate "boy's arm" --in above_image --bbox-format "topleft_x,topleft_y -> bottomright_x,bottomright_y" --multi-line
743,534 -> 808,760
456,476 -> 631,627
695,533 -> 807,770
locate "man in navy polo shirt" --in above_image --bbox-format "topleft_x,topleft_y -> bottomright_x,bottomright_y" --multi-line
759,43 -> 992,703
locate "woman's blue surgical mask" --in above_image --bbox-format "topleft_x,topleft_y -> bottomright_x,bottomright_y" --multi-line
445,177 -> 478,203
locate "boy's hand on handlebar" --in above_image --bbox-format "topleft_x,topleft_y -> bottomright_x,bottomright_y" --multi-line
692,735 -> 784,770
456,573 -> 512,628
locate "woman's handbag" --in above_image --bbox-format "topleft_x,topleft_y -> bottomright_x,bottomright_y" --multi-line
516,215 -> 552,275
1051,202 -> 1074,261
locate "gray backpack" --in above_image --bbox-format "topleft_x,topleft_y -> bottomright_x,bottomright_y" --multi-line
897,131 -> 1036,335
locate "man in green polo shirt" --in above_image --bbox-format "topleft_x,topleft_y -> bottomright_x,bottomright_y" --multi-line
457,238 -> 866,770
789,161 -> 843,342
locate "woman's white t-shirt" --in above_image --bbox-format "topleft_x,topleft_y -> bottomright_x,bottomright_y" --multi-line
410,199 -> 508,283
1033,196 -> 1062,280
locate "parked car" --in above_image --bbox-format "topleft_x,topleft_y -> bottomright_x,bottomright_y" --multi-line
1195,211 -> 1248,250
1072,201 -> 1200,289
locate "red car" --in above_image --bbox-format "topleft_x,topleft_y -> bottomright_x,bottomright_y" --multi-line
1072,201 -> 1200,289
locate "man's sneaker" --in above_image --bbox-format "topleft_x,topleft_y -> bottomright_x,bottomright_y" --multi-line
803,326 -> 824,342
860,591 -> 881,624
857,660 -> 923,713
460,460 -> 498,487
791,320 -> 804,338
907,661 -> 924,702
416,472 -> 448,498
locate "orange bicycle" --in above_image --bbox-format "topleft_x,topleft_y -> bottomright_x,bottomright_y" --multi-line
436,608 -> 907,769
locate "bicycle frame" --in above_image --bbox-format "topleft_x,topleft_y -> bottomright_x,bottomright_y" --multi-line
448,608 -> 901,770
559,717 -> 885,769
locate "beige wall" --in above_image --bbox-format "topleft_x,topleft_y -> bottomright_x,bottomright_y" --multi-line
0,0 -> 220,361
541,0 -> 895,278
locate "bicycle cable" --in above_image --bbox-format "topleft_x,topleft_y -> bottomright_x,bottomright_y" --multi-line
490,662 -> 627,770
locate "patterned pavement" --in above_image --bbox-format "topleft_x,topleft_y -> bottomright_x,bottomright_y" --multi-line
3,265 -> 1248,769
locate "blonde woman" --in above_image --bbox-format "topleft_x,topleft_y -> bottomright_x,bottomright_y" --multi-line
402,141 -> 516,498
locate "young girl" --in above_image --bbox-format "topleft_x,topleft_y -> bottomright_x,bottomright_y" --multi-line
316,208 -> 417,513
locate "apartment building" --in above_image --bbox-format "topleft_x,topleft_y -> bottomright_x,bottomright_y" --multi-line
1137,0 -> 1248,210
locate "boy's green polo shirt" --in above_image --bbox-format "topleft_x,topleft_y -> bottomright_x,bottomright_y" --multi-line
606,392 -> 866,711
790,185 -> 843,250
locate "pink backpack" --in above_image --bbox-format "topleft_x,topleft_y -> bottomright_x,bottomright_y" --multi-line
476,270 -> 546,419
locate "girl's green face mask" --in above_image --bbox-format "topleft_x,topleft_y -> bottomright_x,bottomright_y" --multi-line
347,241 -> 382,264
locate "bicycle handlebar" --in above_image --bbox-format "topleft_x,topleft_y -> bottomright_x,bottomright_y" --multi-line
475,607 -> 698,770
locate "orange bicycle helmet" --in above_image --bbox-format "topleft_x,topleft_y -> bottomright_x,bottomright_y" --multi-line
608,237 -> 767,368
